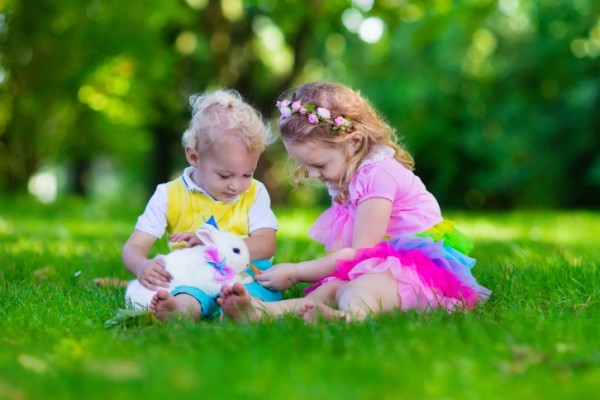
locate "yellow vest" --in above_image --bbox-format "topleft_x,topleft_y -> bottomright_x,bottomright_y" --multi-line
166,177 -> 257,250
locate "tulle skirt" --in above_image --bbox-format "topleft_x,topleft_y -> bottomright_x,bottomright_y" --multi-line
305,221 -> 491,312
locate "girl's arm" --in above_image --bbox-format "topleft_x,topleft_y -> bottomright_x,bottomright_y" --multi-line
245,227 -> 276,261
292,247 -> 357,281
255,248 -> 356,290
257,198 -> 393,290
297,197 -> 392,280
352,197 -> 393,248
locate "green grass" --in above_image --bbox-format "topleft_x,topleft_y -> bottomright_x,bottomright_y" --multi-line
1,196 -> 599,399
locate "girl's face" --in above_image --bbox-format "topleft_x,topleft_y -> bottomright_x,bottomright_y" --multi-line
283,138 -> 359,188
186,139 -> 260,202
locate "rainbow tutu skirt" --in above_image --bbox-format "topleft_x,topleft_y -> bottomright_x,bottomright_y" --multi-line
305,221 -> 491,312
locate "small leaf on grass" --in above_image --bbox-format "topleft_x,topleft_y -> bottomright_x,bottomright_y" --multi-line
33,265 -> 56,281
17,354 -> 48,374
94,276 -> 130,289
104,309 -> 161,329
85,360 -> 144,380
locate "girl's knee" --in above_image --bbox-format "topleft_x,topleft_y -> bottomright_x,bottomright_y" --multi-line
306,281 -> 344,306
336,282 -> 376,311
336,273 -> 400,313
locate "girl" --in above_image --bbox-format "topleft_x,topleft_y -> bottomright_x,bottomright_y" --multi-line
122,89 -> 281,321
218,81 -> 491,322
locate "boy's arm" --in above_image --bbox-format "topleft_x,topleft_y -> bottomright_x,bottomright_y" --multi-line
246,181 -> 278,261
245,227 -> 276,261
122,230 -> 171,289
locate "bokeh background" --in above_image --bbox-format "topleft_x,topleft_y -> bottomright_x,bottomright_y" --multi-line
1,0 -> 598,210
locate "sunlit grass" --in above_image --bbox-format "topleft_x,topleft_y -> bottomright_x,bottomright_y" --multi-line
1,196 -> 599,399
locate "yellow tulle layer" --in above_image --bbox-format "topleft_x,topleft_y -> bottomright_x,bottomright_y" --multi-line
414,220 -> 474,255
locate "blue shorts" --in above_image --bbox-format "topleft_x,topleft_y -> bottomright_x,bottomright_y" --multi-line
171,259 -> 282,319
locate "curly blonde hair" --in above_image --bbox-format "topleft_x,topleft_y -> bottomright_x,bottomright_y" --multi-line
182,89 -> 272,153
277,82 -> 414,203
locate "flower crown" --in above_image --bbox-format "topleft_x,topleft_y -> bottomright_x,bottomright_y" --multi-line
276,99 -> 350,131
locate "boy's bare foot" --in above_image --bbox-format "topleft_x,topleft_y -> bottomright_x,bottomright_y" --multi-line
150,290 -> 200,321
150,290 -> 178,321
217,282 -> 265,322
298,302 -> 349,323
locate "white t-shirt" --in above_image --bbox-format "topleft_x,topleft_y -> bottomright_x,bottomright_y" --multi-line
135,166 -> 279,239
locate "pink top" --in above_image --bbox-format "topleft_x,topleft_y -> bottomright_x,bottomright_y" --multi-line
308,146 -> 443,252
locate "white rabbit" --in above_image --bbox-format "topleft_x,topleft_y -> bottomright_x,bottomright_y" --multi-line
125,224 -> 253,310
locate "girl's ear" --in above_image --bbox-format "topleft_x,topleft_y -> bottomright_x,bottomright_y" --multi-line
347,131 -> 363,154
185,146 -> 199,166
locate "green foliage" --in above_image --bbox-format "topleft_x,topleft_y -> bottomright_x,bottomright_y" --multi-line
1,197 -> 599,398
354,1 -> 600,208
0,1 -> 598,207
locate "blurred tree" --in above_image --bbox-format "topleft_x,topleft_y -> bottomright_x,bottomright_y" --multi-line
0,0 -> 598,209
0,0 -> 190,194
340,0 -> 599,208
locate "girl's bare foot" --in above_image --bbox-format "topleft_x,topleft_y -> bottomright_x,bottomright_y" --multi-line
298,302 -> 349,323
217,283 -> 266,322
150,290 -> 200,321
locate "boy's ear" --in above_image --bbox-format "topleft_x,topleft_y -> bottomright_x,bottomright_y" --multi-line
185,146 -> 199,166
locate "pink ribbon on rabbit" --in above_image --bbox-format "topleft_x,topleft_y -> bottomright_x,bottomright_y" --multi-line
204,247 -> 234,283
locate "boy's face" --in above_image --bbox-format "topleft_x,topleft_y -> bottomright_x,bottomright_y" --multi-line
186,139 -> 260,202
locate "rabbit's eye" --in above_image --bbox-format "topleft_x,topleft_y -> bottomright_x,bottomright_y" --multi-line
233,248 -> 240,254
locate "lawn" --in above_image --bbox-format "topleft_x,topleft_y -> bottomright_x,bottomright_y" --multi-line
1,196 -> 599,399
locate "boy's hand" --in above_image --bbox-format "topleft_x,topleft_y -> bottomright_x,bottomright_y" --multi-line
169,232 -> 204,248
255,263 -> 298,291
138,258 -> 172,290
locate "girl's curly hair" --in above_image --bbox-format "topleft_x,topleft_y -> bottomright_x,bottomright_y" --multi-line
277,82 -> 414,203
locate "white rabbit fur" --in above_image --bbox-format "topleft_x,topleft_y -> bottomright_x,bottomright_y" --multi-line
125,224 -> 253,310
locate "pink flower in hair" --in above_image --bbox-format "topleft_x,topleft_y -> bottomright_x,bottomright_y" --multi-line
317,107 -> 331,119
280,107 -> 292,118
276,99 -> 349,132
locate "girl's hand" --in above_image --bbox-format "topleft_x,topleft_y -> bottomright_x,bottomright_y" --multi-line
169,232 -> 204,248
255,263 -> 299,291
137,258 -> 172,290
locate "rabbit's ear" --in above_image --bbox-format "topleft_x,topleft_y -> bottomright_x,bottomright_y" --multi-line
200,223 -> 219,233
195,228 -> 217,246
